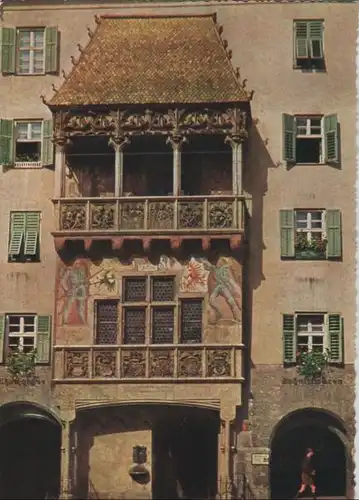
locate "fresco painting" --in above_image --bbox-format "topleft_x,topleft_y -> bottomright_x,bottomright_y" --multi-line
57,255 -> 242,329
202,257 -> 242,325
179,257 -> 209,293
57,259 -> 89,326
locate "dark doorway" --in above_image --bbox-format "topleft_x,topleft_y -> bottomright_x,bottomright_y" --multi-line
0,417 -> 61,500
270,411 -> 347,499
152,410 -> 219,499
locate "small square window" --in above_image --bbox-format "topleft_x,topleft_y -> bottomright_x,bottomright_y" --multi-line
123,278 -> 147,303
15,121 -> 42,164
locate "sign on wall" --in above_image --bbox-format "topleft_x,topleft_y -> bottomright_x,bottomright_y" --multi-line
252,453 -> 269,465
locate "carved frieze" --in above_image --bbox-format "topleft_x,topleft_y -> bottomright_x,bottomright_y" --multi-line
148,202 -> 174,230
53,107 -> 249,138
91,203 -> 116,230
93,351 -> 117,377
63,113 -> 117,136
179,202 -> 203,229
208,201 -> 234,228
178,350 -> 203,377
65,351 -> 89,378
150,349 -> 174,377
122,350 -> 146,378
207,349 -> 231,377
61,204 -> 87,230
120,202 -> 145,230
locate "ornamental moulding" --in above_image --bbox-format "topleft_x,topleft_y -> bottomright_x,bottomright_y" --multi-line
52,107 -> 249,139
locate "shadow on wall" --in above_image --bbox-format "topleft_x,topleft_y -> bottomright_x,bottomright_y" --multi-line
76,407 -> 152,500
240,123 -> 278,423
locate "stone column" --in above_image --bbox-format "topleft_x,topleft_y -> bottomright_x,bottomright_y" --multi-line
109,136 -> 130,197
53,139 -> 67,198
60,413 -> 76,500
225,135 -> 244,195
166,134 -> 187,196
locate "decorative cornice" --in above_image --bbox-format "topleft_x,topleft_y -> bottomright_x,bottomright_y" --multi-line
52,106 -> 250,139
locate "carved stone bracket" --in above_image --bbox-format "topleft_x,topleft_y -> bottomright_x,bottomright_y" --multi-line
111,237 -> 124,251
142,237 -> 152,252
166,133 -> 187,150
54,237 -> 66,252
170,237 -> 182,252
108,135 -> 131,151
230,235 -> 242,251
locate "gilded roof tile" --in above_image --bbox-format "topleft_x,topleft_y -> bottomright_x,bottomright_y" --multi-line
50,15 -> 249,107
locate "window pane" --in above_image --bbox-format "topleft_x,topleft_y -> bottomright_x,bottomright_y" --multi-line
310,211 -> 322,221
311,40 -> 322,58
23,316 -> 36,333
96,301 -> 118,344
124,278 -> 147,302
297,317 -> 310,332
152,277 -> 174,302
16,122 -> 29,140
312,335 -> 324,345
180,299 -> 203,343
8,316 -> 21,333
33,31 -> 44,48
124,308 -> 146,344
8,337 -> 20,349
31,123 -> 42,140
18,31 -> 31,48
295,211 -> 309,229
152,307 -> 174,344
296,117 -> 307,128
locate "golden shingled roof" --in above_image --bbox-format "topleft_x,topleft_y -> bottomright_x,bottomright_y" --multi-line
50,15 -> 249,107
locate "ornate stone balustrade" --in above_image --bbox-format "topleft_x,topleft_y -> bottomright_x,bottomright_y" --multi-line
53,345 -> 243,382
53,196 -> 244,234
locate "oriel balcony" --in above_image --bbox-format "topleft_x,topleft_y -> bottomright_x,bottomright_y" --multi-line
52,130 -> 247,251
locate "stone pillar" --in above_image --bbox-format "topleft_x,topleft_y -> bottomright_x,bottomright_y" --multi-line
60,413 -> 76,500
54,139 -> 67,198
225,135 -> 244,195
166,134 -> 187,196
109,136 -> 131,197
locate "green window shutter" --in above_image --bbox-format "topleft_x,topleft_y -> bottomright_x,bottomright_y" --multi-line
295,21 -> 309,59
280,210 -> 295,258
0,27 -> 16,74
283,314 -> 296,364
328,314 -> 343,363
24,212 -> 40,256
8,212 -> 26,256
45,27 -> 59,74
282,114 -> 296,163
324,114 -> 339,164
326,209 -> 342,259
308,21 -> 323,59
36,315 -> 52,364
0,315 -> 5,363
0,119 -> 14,166
41,120 -> 54,166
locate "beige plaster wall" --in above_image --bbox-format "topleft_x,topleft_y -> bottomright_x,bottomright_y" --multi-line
1,2 -> 356,367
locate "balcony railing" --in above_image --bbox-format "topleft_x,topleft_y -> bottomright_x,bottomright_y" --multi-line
53,344 -> 243,382
53,195 -> 244,233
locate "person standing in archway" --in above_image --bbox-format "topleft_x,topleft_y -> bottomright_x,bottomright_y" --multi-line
294,448 -> 317,499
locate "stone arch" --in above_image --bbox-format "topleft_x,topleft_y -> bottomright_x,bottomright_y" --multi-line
0,401 -> 62,500
269,408 -> 349,500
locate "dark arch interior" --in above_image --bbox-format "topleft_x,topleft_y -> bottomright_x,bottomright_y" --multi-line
270,414 -> 347,500
0,417 -> 61,500
152,411 -> 219,499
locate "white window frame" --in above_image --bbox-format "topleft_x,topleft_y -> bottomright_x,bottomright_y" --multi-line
294,115 -> 324,164
295,209 -> 326,243
296,313 -> 328,353
14,120 -> 42,167
7,314 -> 37,352
17,28 -> 45,75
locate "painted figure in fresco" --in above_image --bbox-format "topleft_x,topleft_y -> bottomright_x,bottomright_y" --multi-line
200,257 -> 242,323
59,264 -> 88,325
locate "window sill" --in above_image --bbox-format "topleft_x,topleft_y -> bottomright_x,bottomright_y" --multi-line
295,250 -> 326,260
14,161 -> 42,169
15,72 -> 46,77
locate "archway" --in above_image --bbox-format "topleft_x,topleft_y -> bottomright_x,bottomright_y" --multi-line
270,409 -> 347,500
0,402 -> 62,500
